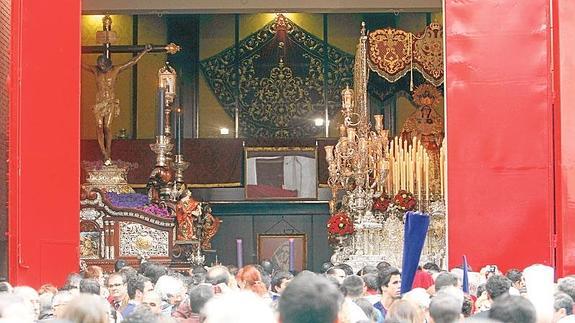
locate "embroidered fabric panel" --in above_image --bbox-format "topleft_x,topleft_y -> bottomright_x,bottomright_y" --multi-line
200,14 -> 354,138
368,23 -> 444,87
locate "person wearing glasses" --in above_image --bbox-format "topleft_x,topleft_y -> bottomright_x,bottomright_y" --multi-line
107,273 -> 129,313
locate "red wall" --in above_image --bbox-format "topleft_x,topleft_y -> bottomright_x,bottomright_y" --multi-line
445,0 -> 554,271
9,0 -> 80,286
554,0 -> 575,277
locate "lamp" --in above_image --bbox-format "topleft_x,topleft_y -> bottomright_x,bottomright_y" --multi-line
158,62 -> 177,137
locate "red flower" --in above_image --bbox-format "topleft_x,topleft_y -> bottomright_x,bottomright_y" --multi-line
393,190 -> 417,211
327,212 -> 354,236
373,195 -> 391,212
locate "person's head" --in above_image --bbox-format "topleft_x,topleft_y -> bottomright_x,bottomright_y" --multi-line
378,266 -> 401,300
485,275 -> 511,301
320,262 -> 334,274
279,273 -> 343,323
96,55 -> 112,72
0,293 -> 37,322
127,274 -> 153,302
377,261 -> 392,272
37,283 -> 58,296
462,294 -> 473,317
476,283 -> 486,298
235,265 -> 266,296
52,290 -> 74,319
353,297 -> 378,322
142,291 -> 162,315
434,272 -> 459,292
119,266 -> 138,281
188,285 -> 214,315
115,259 -> 128,272
357,265 -> 378,276
326,267 -> 346,285
61,293 -> 111,323
558,276 -> 575,301
13,286 -> 40,319
489,294 -> 536,323
190,266 -> 208,286
202,291 -> 275,323
260,259 -> 274,276
271,270 -> 294,294
505,269 -> 524,289
553,292 -> 574,322
429,287 -> 464,323
63,272 -> 82,294
84,265 -> 104,283
362,273 -> 380,294
402,288 -> 430,311
143,263 -> 168,285
79,278 -> 101,295
206,265 -> 231,287
0,282 -> 13,293
154,275 -> 185,306
122,306 -> 159,323
107,272 -> 128,301
341,275 -> 365,299
336,264 -> 354,276
423,263 -> 441,278
387,299 -> 420,323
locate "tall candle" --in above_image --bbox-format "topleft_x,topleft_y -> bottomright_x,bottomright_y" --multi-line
417,151 -> 422,200
236,238 -> 243,268
175,108 -> 182,155
425,154 -> 430,202
157,87 -> 166,136
347,128 -> 356,142
440,150 -> 444,198
172,105 -> 178,140
374,114 -> 383,131
288,238 -> 295,272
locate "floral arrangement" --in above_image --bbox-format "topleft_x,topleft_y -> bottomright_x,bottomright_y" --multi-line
373,195 -> 392,212
393,190 -> 417,211
139,204 -> 172,218
327,212 -> 354,236
106,192 -> 148,208
105,192 -> 173,218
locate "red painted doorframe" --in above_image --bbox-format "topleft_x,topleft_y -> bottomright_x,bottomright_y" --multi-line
445,0 -> 555,271
9,0 -> 81,286
553,0 -> 575,277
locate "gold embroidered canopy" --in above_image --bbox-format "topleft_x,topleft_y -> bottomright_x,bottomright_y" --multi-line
368,23 -> 443,87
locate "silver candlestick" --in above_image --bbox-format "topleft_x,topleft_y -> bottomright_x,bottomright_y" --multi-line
150,135 -> 173,167
172,154 -> 190,184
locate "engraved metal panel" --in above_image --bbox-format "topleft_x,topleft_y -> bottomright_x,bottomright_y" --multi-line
119,222 -> 169,257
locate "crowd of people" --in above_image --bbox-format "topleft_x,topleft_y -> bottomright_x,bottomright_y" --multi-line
0,259 -> 573,323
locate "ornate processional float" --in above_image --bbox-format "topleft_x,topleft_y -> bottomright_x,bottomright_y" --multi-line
81,16 -> 220,270
324,23 -> 447,272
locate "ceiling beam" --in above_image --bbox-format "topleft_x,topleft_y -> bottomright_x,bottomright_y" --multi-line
83,0 -> 442,14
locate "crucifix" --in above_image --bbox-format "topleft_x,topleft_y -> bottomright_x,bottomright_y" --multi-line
82,15 -> 180,165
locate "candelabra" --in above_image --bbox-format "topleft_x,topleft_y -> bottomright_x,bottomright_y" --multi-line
325,23 -> 390,225
188,243 -> 206,265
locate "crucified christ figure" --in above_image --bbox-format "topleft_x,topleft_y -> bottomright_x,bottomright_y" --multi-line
84,44 -> 152,165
